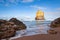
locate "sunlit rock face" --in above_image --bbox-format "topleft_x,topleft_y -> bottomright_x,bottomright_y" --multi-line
35,10 -> 45,20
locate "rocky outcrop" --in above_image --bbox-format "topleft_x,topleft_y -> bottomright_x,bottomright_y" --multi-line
0,22 -> 16,39
0,19 -> 7,26
9,18 -> 26,30
50,17 -> 60,28
35,10 -> 45,20
0,18 -> 27,39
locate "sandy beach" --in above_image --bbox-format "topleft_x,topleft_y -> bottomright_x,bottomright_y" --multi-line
14,27 -> 60,40
14,34 -> 60,40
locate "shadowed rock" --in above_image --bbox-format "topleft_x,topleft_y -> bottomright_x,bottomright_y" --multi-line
0,18 -> 27,39
9,18 -> 26,30
0,24 -> 16,39
0,19 -> 7,26
0,21 -> 16,39
50,17 -> 60,28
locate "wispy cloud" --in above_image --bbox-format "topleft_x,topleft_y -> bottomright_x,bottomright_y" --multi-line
24,16 -> 31,19
9,0 -> 16,3
23,16 -> 34,21
45,11 -> 60,20
0,0 -> 35,6
0,0 -> 4,3
0,0 -> 19,6
56,8 -> 60,10
21,0 -> 34,3
30,5 -> 47,9
0,0 -> 34,3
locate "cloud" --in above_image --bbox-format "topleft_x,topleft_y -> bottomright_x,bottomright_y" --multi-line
20,16 -> 34,21
30,5 -> 47,9
21,0 -> 34,3
24,16 -> 31,19
0,0 -> 34,6
4,3 -> 9,7
0,0 -> 41,7
9,0 -> 16,3
45,11 -> 60,20
56,8 -> 60,10
0,0 -> 4,2
21,0 -> 41,3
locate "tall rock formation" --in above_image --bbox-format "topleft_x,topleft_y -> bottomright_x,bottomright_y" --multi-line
35,10 -> 45,20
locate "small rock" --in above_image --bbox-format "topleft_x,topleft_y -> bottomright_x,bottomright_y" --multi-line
47,29 -> 57,34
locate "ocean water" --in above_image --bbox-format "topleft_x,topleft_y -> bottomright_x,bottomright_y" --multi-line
4,21 -> 51,40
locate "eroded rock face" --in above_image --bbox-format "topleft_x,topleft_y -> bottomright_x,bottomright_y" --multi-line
35,10 -> 45,20
0,19 -> 7,26
9,18 -> 26,30
0,21 -> 16,39
0,23 -> 16,39
50,17 -> 60,28
4,22 -> 18,31
0,18 -> 27,39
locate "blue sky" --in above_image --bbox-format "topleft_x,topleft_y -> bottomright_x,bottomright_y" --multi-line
0,0 -> 60,21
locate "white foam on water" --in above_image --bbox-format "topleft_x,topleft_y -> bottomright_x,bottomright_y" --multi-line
9,24 -> 50,40
2,21 -> 51,40
9,30 -> 26,40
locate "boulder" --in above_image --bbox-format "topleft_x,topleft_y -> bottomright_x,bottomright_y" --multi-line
0,19 -> 16,39
47,29 -> 57,34
0,19 -> 7,26
50,17 -> 60,28
9,18 -> 26,30
0,18 -> 27,39
0,26 -> 16,39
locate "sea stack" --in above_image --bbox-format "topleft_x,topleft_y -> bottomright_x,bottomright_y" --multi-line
35,10 -> 45,20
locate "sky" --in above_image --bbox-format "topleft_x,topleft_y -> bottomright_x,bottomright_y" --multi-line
0,0 -> 60,21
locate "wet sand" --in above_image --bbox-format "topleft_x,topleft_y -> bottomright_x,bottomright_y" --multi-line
13,27 -> 60,40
